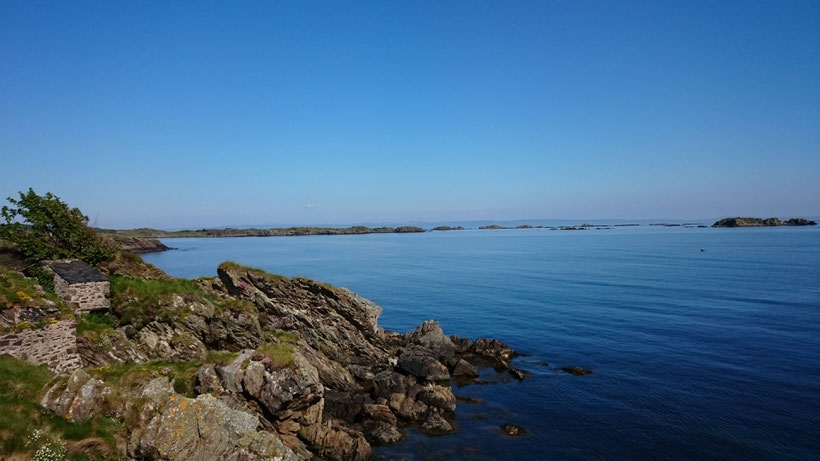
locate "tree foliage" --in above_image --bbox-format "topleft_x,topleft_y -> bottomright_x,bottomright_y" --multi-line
0,188 -> 113,265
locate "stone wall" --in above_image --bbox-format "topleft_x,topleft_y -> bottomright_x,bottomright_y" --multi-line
0,319 -> 82,374
54,276 -> 110,313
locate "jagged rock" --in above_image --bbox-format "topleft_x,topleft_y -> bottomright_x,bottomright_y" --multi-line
362,403 -> 397,424
397,397 -> 428,420
207,310 -> 264,351
416,384 -> 456,412
298,420 -> 372,461
405,320 -> 456,359
508,366 -> 529,380
420,412 -> 454,435
136,379 -> 298,461
218,264 -> 390,365
398,347 -> 450,382
372,371 -> 408,398
363,421 -> 403,445
241,356 -> 323,416
77,329 -> 148,368
196,364 -> 223,394
452,358 -> 479,377
216,349 -> 254,393
41,369 -> 106,422
135,321 -> 207,361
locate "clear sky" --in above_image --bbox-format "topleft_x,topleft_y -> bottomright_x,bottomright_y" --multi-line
1,1 -> 818,229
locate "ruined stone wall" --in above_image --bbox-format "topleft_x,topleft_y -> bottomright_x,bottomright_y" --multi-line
0,319 -> 82,374
54,276 -> 109,313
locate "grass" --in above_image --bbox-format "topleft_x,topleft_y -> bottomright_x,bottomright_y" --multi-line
76,312 -> 117,334
255,342 -> 295,370
109,276 -> 209,329
0,355 -> 122,459
89,359 -> 204,398
110,274 -> 264,328
0,268 -> 61,310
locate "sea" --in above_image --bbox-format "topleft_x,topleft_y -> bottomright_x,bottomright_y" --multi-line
142,225 -> 820,460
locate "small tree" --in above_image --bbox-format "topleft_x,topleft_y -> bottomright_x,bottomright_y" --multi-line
0,188 -> 113,265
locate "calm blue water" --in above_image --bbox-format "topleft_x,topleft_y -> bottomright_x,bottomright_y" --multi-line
143,227 -> 820,460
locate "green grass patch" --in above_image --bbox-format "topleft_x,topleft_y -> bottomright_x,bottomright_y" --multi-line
90,359 -> 203,398
76,312 -> 117,333
255,342 -> 295,370
206,349 -> 238,366
109,276 -> 210,329
0,355 -> 122,458
0,268 -> 62,309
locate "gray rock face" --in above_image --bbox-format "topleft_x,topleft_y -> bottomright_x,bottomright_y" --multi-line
398,347 -> 450,382
136,379 -> 298,461
41,369 -> 106,422
218,265 -> 390,365
405,320 -> 456,359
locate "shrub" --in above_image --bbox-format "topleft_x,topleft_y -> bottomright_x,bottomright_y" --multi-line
0,188 -> 113,265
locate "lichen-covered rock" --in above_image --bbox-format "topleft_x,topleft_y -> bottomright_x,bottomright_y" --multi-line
137,388 -> 298,461
41,369 -> 106,422
207,310 -> 264,351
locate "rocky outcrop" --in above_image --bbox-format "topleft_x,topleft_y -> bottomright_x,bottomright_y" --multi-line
712,217 -> 817,227
134,378 -> 298,461
39,261 -> 526,460
42,369 -> 106,422
109,236 -> 171,253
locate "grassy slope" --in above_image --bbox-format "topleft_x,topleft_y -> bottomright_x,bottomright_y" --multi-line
0,355 -> 122,460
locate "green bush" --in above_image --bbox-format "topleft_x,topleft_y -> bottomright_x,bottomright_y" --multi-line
0,188 -> 113,265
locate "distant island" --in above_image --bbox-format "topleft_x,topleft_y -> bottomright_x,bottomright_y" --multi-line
99,225 -> 426,239
712,217 -> 817,228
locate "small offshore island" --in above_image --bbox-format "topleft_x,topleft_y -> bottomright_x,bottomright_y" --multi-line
712,217 -> 817,227
0,190 -> 540,460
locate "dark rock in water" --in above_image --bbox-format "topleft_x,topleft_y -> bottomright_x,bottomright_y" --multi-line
454,395 -> 485,404
561,366 -> 593,376
508,367 -> 529,380
420,412 -> 455,435
500,423 -> 528,437
363,421 -> 403,445
398,347 -> 450,382
405,320 -> 456,359
452,358 -> 479,377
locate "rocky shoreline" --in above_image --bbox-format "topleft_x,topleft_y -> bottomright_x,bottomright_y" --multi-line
36,261 -> 530,460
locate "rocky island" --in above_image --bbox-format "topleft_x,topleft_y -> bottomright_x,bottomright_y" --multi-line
712,217 -> 817,227
100,225 -> 426,239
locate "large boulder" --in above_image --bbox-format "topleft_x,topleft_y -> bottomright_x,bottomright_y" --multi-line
404,320 -> 456,359
41,369 -> 107,422
398,347 -> 450,382
135,378 -> 298,461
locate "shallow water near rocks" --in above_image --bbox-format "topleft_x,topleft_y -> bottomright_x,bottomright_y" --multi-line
144,226 -> 820,460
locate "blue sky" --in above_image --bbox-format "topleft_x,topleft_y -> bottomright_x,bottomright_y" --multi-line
1,1 -> 818,229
